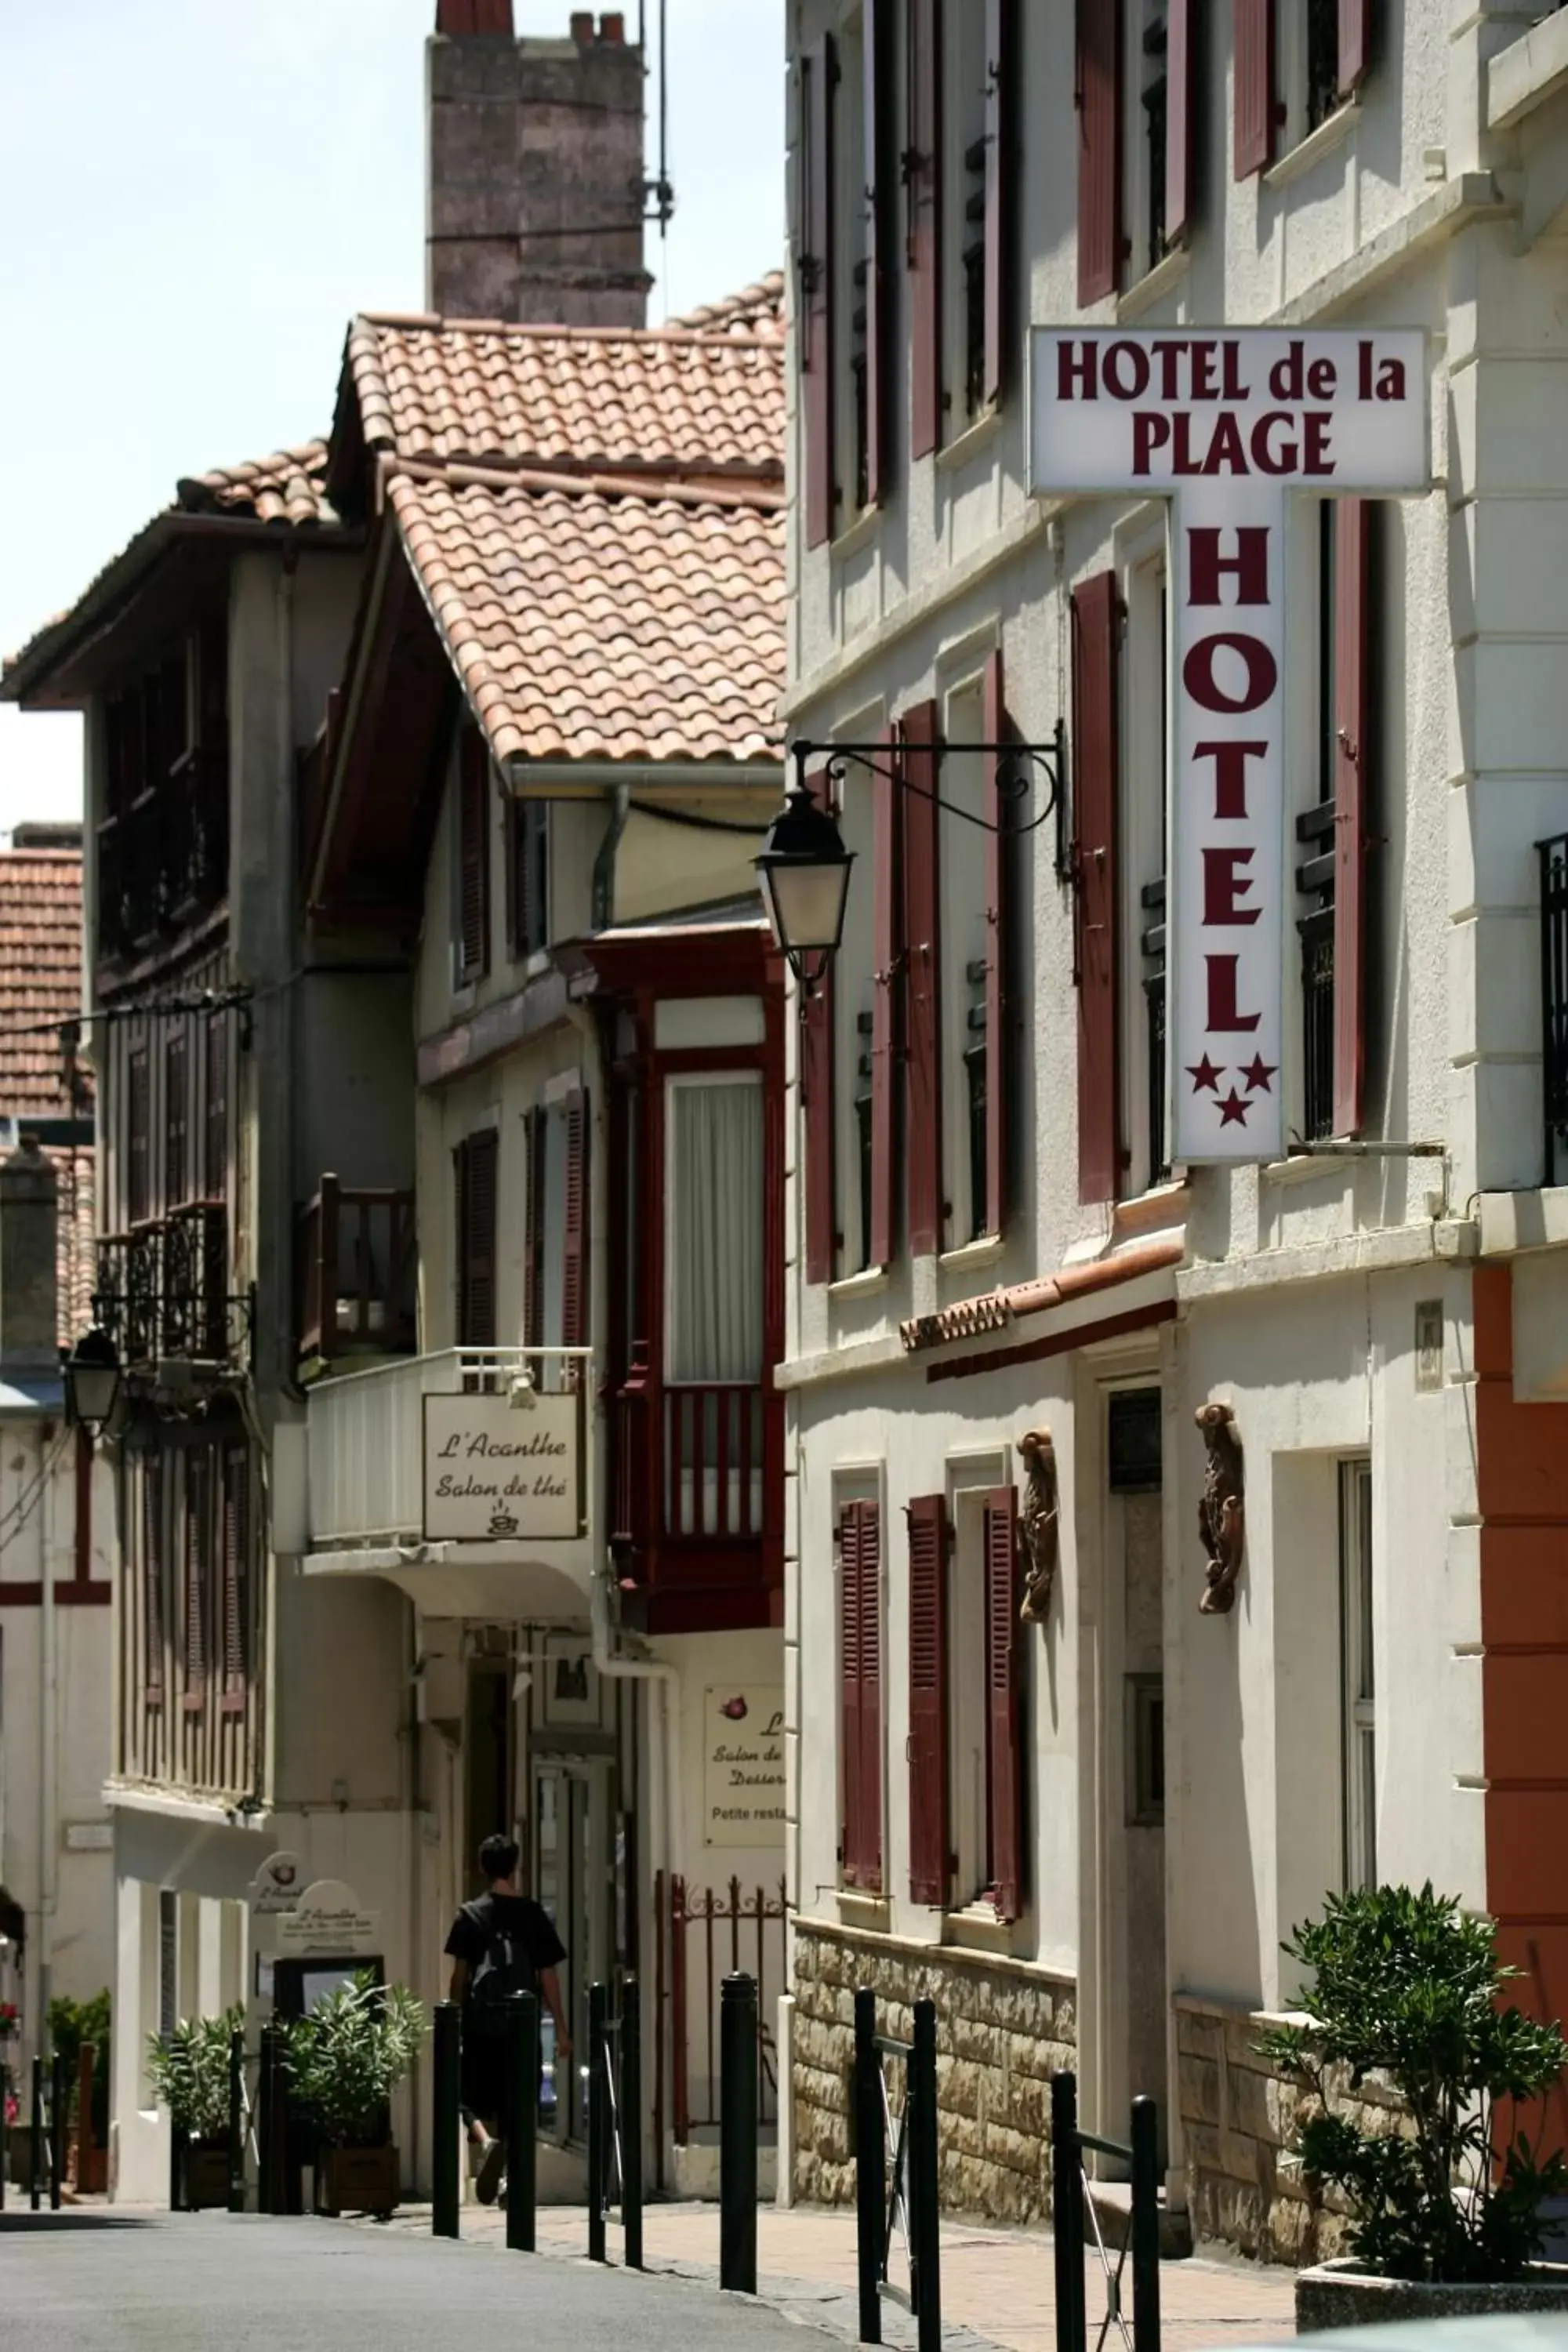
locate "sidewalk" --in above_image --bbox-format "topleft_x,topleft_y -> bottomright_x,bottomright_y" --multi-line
373,2198 -> 1298,2351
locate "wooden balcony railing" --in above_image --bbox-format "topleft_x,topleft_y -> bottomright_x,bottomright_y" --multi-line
96,749 -> 228,960
609,1345 -> 779,1630
296,1178 -> 416,1364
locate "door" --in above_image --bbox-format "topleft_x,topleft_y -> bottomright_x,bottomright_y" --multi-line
534,1755 -> 613,2143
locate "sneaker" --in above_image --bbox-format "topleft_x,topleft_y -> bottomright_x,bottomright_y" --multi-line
476,2137 -> 506,2205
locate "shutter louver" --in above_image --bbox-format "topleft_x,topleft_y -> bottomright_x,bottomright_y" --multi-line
906,1492 -> 949,1907
458,729 -> 491,983
164,1032 -> 188,1209
858,1502 -> 884,1891
983,648 -> 1011,1239
909,0 -> 942,458
205,1015 -> 227,1202
840,1504 -> 862,1882
862,0 -> 891,504
1338,0 -> 1369,96
1233,0 -> 1274,180
127,1046 -> 151,1227
562,1087 -> 590,1349
1165,0 -> 1195,248
457,1129 -> 499,1348
524,1107 -> 546,1351
982,0 -> 1015,409
221,1444 -> 249,1704
1333,499 -> 1371,1141
802,768 -> 837,1286
183,1449 -> 209,1708
1073,572 -> 1121,1204
869,731 -> 901,1269
1076,0 -> 1121,304
901,701 -> 942,1255
144,1462 -> 165,1704
983,1486 -> 1024,1922
803,34 -> 837,551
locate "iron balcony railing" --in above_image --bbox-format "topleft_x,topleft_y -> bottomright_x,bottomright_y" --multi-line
296,1178 -> 417,1364
1538,833 -> 1568,1184
94,1206 -> 250,1368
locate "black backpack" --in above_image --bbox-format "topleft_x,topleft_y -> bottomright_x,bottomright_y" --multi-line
463,1901 -> 538,2036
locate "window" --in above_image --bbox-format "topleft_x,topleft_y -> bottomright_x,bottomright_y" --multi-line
666,1076 -> 763,1382
126,1044 -> 151,1227
143,1461 -> 166,1705
837,1495 -> 883,1890
1236,0 -> 1367,179
509,798 -> 550,958
182,1445 -> 212,1712
1123,554 -> 1168,1193
1294,500 -> 1373,1144
204,1014 -> 228,1203
455,1128 -> 499,1349
524,1091 -> 591,1364
220,1443 -> 250,1710
1339,1457 -> 1375,1889
948,2 -> 989,424
456,728 -> 491,986
835,16 -> 870,513
1123,0 -> 1170,285
1080,0 -> 1191,303
1279,0 -> 1348,150
947,1477 -> 1024,1916
164,1031 -> 188,1209
939,683 -> 988,1244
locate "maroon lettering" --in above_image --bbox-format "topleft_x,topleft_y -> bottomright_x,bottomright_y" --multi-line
1376,356 -> 1406,402
1182,633 -> 1278,713
1203,846 -> 1261,925
1058,340 -> 1098,401
1191,340 -> 1218,398
1251,412 -> 1298,476
1104,339 -> 1151,400
1187,528 -> 1269,607
1221,341 -> 1249,401
1303,412 -> 1334,474
1306,354 -> 1337,399
1194,740 -> 1267,818
1358,339 -> 1374,400
1200,412 -> 1247,475
1268,341 -> 1303,401
1206,955 -> 1262,1033
1154,339 -> 1190,399
1132,412 -> 1172,474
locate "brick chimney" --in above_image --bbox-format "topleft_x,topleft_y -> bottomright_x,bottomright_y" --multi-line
0,1137 -> 57,1377
426,6 -> 650,328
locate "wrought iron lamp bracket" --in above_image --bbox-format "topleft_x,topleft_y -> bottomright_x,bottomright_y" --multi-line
789,719 -> 1073,887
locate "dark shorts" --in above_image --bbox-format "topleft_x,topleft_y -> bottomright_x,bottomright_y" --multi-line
461,2033 -> 514,2139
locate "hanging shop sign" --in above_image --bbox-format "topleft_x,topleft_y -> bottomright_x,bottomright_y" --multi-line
1029,328 -> 1428,1163
423,1389 -> 583,1542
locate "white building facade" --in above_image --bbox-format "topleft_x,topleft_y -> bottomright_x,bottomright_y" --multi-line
780,0 -> 1568,2259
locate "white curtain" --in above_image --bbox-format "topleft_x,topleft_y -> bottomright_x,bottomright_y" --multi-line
667,1078 -> 763,1383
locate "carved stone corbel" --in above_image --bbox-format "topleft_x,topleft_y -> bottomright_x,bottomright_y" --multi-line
1017,1428 -> 1058,1626
1195,1400 -> 1245,1616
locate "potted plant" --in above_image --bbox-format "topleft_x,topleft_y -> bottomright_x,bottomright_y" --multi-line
279,1972 -> 423,2216
147,2006 -> 241,2210
1258,1882 -> 1568,2330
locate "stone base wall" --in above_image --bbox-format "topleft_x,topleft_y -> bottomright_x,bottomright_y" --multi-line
1176,1994 -> 1402,2265
792,1922 -> 1076,2223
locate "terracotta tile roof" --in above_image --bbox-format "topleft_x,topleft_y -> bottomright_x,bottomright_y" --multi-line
176,441 -> 334,527
0,848 -> 90,1116
345,314 -> 783,481
389,466 -> 784,768
51,1143 -> 95,1348
669,270 -> 786,340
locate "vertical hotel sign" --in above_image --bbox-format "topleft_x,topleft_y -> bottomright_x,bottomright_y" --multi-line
1029,330 -> 1427,1162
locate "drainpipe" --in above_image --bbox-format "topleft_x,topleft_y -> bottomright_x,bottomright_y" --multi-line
38,1422 -> 60,2045
591,786 -> 632,931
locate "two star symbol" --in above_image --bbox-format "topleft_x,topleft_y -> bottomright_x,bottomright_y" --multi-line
1186,1054 -> 1277,1127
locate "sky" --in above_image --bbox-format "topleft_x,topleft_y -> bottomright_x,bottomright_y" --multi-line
0,0 -> 783,836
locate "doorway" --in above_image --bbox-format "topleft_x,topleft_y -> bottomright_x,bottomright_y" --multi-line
533,1755 -> 613,2143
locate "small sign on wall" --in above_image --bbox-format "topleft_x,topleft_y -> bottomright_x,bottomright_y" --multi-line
423,1390 -> 582,1541
702,1686 -> 785,1848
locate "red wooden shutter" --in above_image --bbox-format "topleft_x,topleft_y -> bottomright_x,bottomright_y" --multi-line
164,1031 -> 188,1209
802,768 -> 837,1285
901,701 -> 942,1255
869,731 -> 901,1268
220,1443 -> 249,1706
802,34 -> 837,550
1233,0 -> 1274,179
1165,0 -> 1195,248
1333,499 -> 1370,1140
982,0 -> 1015,409
1338,0 -> 1369,96
457,1129 -> 499,1348
840,1500 -> 884,1889
906,1493 -> 949,1907
908,0 -> 942,458
1073,572 -> 1121,1203
983,1486 -> 1023,1922
862,0 -> 891,504
458,729 -> 491,983
983,648 -> 1011,1238
524,1106 -> 546,1348
143,1461 -> 165,1704
205,1014 -> 228,1202
562,1087 -> 590,1348
127,1045 -> 151,1226
1076,0 -> 1121,304
183,1448 -> 209,1709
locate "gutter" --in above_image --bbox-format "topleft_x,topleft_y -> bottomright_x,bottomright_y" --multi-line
899,1235 -> 1185,1354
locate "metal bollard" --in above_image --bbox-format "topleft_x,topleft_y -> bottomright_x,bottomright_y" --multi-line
505,1991 -> 538,2254
853,1988 -> 882,2346
227,2029 -> 245,2213
908,2000 -> 939,2352
29,2053 -> 42,2212
586,1982 -> 608,2264
719,1972 -> 758,2294
49,2053 -> 65,2214
169,2114 -> 187,2215
1051,2072 -> 1084,2352
1130,2096 -> 1161,2352
620,1977 -> 644,2272
432,2002 -> 462,2240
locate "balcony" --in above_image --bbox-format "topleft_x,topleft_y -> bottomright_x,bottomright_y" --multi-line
303,1347 -> 595,1617
96,750 -> 228,962
94,1206 -> 251,1370
609,1346 -> 782,1635
296,1178 -> 417,1367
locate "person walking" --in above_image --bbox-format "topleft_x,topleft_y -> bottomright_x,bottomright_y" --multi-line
445,1834 -> 572,2204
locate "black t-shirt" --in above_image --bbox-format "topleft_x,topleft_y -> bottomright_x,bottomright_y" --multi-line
445,1891 -> 566,1980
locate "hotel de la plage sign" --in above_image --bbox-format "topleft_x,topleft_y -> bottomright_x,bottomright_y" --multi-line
1029,328 -> 1428,1163
423,1391 -> 583,1542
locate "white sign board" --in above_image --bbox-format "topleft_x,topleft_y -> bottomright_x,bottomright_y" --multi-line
274,1878 -> 380,1956
702,1685 -> 785,1847
249,1850 -> 305,1915
423,1390 -> 581,1542
1029,328 -> 1428,1162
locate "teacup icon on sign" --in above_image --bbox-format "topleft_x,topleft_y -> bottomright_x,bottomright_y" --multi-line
719,1696 -> 748,1722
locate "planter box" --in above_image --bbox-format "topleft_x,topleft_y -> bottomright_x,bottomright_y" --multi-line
183,2140 -> 233,2211
314,2142 -> 400,2218
72,2139 -> 109,2195
1298,2256 -> 1568,2333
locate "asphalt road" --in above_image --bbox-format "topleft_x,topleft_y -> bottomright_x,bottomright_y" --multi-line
0,2211 -> 839,2350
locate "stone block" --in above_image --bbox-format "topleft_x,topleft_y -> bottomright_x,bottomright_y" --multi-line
943,2103 -> 986,2161
1229,2060 -> 1285,2143
1178,2053 -> 1221,2126
983,2119 -> 1045,2180
972,2060 -> 1010,2125
1225,2016 -> 1272,2074
937,2053 -> 981,2120
1010,2070 -> 1052,2136
1210,2175 -> 1267,2257
1178,2010 -> 1225,2063
951,2013 -> 1007,2067
1054,1993 -> 1077,2045
1184,2122 -> 1221,2176
1220,2129 -> 1261,2186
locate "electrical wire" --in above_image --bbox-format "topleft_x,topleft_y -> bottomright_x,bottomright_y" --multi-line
0,1427 -> 73,1559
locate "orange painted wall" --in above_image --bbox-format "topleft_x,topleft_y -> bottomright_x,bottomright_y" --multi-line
1474,1262 -> 1568,2155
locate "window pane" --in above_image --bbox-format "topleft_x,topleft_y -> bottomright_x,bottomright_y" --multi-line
666,1079 -> 764,1383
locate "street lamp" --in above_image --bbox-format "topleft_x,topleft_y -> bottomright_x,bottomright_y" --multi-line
62,1327 -> 122,1437
754,779 -> 855,993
